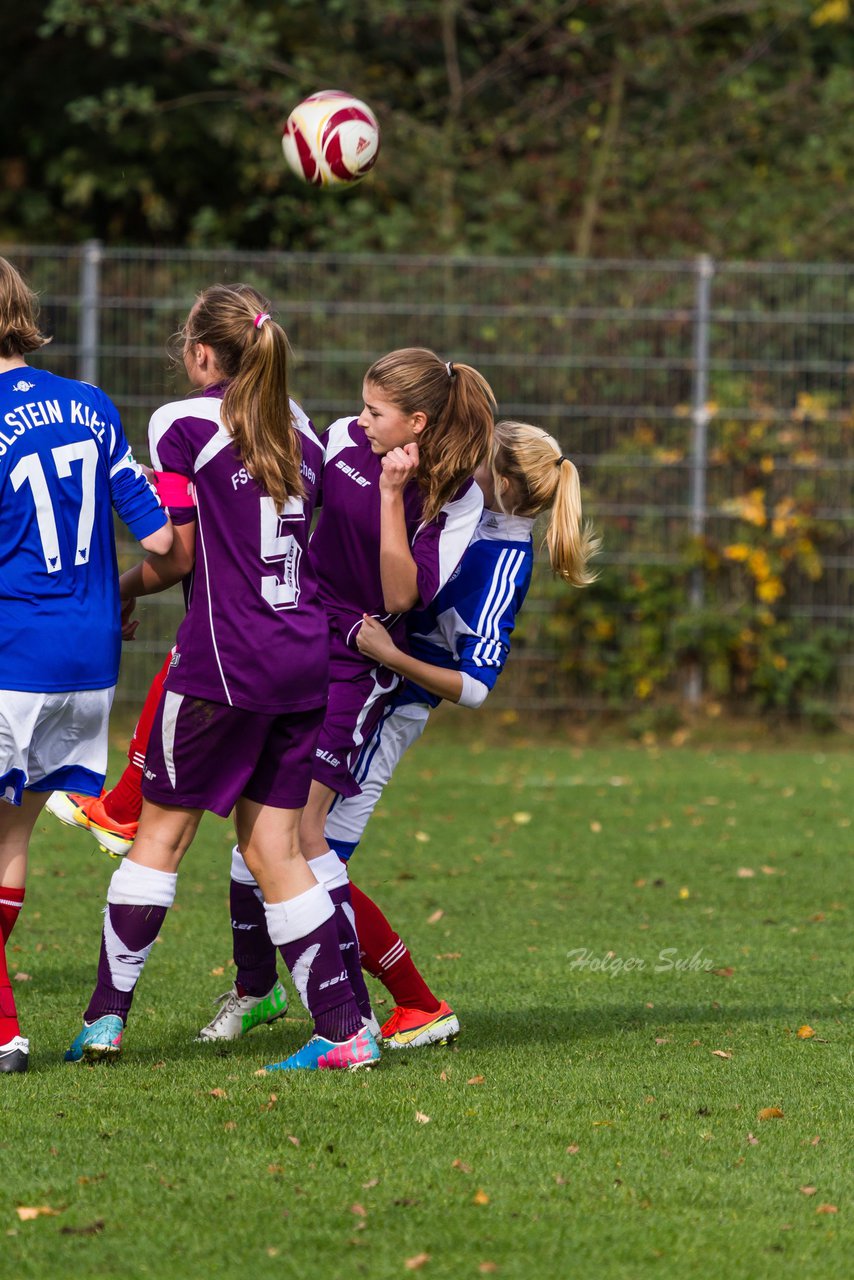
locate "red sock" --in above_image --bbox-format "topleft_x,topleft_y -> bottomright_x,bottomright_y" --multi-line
349,881 -> 440,1013
103,651 -> 172,824
0,886 -> 25,1044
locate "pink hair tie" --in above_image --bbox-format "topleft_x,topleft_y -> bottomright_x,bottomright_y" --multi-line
254,312 -> 270,329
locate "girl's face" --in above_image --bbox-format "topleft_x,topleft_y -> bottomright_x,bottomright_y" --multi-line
357,380 -> 425,454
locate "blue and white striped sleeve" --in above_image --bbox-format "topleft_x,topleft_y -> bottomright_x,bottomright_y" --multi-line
454,546 -> 532,698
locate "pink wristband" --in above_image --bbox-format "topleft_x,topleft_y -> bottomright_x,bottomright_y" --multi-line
151,470 -> 195,507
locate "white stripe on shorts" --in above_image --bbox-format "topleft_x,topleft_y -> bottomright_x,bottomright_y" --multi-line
161,691 -> 184,789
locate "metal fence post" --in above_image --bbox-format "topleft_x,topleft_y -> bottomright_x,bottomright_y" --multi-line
77,239 -> 102,385
687,253 -> 714,706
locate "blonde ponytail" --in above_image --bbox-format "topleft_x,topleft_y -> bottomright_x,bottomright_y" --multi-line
185,284 -> 302,510
491,420 -> 600,587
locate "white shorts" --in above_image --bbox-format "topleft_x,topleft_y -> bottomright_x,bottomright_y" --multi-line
0,687 -> 114,806
324,698 -> 431,853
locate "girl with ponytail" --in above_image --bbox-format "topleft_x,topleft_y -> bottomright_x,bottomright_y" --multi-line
65,284 -> 380,1073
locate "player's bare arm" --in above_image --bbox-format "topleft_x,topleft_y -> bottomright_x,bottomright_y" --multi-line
379,442 -> 420,612
356,614 -> 464,703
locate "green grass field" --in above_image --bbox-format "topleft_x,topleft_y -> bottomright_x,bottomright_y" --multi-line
2,723 -> 852,1279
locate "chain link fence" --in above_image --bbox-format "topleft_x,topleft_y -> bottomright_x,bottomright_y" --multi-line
5,244 -> 853,714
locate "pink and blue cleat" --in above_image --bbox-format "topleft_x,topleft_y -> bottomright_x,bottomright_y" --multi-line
65,1015 -> 124,1063
264,1025 -> 380,1072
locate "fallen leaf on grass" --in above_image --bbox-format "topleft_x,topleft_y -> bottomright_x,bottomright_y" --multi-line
254,1069 -> 268,1077
796,1025 -> 816,1039
566,1145 -> 580,1155
266,1248 -> 279,1258
712,967 -> 735,978
815,1204 -> 838,1215
678,887 -> 690,899
435,952 -> 461,960
210,966 -> 225,976
478,1265 -> 498,1275
467,1075 -> 485,1086
452,1159 -> 472,1173
736,868 -> 756,878
439,1071 -> 448,1082
711,1050 -> 732,1059
267,1164 -> 284,1175
287,1135 -> 300,1147
512,812 -> 532,825
810,1135 -> 821,1146
13,972 -> 31,982
800,1186 -> 817,1196
414,832 -> 431,844
589,821 -> 602,834
224,1122 -> 237,1132
362,1178 -> 379,1189
16,1207 -> 61,1221
350,1203 -> 367,1218
426,910 -> 443,925
592,1121 -> 613,1128
655,1037 -> 670,1045
209,1088 -> 228,1099
758,1107 -> 784,1121
415,1111 -> 431,1124
472,1189 -> 490,1205
405,1253 -> 430,1270
747,1133 -> 759,1146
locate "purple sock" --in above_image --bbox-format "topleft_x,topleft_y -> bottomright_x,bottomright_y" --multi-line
328,882 -> 374,1023
230,879 -> 278,997
84,903 -> 167,1024
279,914 -> 362,1043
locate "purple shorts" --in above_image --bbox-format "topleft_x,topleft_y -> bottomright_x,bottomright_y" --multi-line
313,631 -> 400,799
142,691 -> 325,816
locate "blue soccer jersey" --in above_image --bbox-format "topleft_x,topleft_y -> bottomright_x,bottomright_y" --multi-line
0,367 -> 166,692
398,509 -> 535,709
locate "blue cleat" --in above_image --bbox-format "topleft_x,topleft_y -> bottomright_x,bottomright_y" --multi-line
264,1026 -> 380,1072
65,1015 -> 124,1063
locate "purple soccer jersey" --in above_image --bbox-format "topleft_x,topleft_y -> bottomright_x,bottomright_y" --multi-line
148,387 -> 328,713
308,417 -> 483,795
311,418 -> 483,652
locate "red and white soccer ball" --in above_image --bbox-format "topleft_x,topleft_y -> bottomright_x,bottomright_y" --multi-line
282,90 -> 380,188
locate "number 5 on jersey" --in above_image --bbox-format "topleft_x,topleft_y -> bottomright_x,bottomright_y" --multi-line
260,494 -> 303,610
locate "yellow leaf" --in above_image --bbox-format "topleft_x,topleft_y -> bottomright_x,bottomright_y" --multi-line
16,1206 -> 61,1221
758,1107 -> 784,1121
473,1189 -> 490,1205
566,1144 -> 580,1155
478,1265 -> 498,1275
736,867 -> 755,878
414,831 -> 430,843
800,1185 -> 817,1196
678,887 -> 690,899
512,811 -> 532,825
712,1050 -> 732,1059
210,966 -> 225,976
287,1135 -> 300,1147
405,1253 -> 431,1270
811,0 -> 850,27
815,1203 -> 838,1214
426,910 -> 443,925
590,820 -> 602,833
415,1111 -> 431,1124
796,1025 -> 815,1039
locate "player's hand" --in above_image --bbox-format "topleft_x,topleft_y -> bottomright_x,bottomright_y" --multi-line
121,596 -> 139,641
356,613 -> 398,664
379,442 -> 419,494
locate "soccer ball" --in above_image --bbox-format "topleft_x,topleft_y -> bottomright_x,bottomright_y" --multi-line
282,91 -> 380,188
